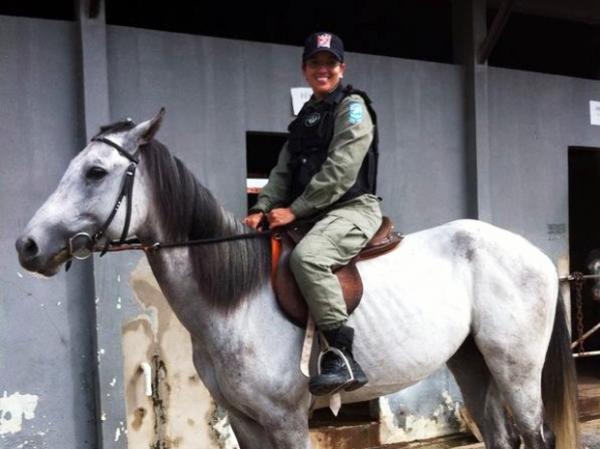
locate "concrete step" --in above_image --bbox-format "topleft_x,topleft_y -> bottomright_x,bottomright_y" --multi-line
310,422 -> 380,449
367,418 -> 600,449
366,433 -> 477,449
309,418 -> 600,449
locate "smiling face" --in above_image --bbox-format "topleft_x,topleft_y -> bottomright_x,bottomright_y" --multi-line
302,51 -> 346,100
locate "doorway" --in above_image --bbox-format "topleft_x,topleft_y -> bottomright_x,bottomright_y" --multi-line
568,146 -> 600,419
246,131 -> 287,211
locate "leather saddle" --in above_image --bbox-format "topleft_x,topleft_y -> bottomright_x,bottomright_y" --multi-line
274,217 -> 402,328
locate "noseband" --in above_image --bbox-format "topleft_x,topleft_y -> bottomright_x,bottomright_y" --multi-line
67,136 -> 140,261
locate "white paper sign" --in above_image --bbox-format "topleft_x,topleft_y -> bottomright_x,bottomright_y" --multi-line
291,87 -> 312,115
590,100 -> 600,126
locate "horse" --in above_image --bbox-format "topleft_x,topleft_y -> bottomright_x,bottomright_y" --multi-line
15,110 -> 579,449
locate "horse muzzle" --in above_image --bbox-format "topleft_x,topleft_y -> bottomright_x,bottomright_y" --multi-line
15,230 -> 75,276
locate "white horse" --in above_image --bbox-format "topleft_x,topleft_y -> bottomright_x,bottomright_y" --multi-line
16,111 -> 578,449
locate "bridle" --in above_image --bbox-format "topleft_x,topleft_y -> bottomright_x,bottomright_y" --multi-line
66,136 -> 275,265
67,136 -> 141,261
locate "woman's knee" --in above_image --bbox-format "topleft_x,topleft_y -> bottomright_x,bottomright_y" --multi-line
289,246 -> 311,274
289,243 -> 329,276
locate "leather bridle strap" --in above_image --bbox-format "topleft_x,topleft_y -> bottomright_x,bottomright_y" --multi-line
91,136 -> 140,255
93,136 -> 139,163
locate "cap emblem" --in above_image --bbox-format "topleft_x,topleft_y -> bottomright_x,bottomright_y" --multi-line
317,33 -> 332,48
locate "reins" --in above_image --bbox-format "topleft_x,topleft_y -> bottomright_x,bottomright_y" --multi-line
97,228 -> 278,255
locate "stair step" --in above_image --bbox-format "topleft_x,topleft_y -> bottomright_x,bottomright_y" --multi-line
310,422 -> 380,449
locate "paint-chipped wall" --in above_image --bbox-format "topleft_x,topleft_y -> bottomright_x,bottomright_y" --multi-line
95,25 -> 600,448
122,258 -> 237,449
98,24 -> 469,448
378,376 -> 465,444
4,13 -> 600,449
0,15 -> 98,449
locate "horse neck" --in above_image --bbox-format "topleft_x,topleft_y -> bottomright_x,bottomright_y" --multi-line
136,155 -> 271,337
143,240 -> 276,346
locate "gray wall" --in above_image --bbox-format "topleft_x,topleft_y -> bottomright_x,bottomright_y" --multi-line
2,13 -> 600,449
488,68 -> 600,261
0,16 -> 97,449
100,27 -> 468,446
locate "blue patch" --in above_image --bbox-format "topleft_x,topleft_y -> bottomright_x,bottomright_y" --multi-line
347,102 -> 363,125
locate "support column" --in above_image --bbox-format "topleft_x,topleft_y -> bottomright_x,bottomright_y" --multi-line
75,2 -> 119,449
76,0 -> 111,139
453,0 -> 492,222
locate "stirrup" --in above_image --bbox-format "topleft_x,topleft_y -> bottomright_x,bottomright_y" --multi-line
315,347 -> 355,394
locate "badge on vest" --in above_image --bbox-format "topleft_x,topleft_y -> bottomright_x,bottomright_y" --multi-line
348,102 -> 363,125
304,112 -> 321,127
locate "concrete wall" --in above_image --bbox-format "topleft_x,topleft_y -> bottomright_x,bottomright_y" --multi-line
3,13 -> 600,449
98,25 -> 469,448
488,68 -> 600,262
0,16 -> 98,449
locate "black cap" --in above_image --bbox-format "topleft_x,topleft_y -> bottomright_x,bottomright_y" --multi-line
302,32 -> 344,62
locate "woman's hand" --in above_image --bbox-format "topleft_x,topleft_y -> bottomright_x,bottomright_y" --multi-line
268,208 -> 296,228
243,212 -> 265,229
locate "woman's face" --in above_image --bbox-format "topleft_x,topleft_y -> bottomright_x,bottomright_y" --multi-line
302,52 -> 346,100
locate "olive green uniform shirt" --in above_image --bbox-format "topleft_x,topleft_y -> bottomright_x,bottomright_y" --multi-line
252,93 -> 381,233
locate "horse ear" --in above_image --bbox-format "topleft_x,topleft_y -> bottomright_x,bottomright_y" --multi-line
130,107 -> 166,145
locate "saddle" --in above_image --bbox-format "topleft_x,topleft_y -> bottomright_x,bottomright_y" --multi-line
273,217 -> 402,328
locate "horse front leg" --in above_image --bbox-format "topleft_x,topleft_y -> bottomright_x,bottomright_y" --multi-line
263,411 -> 312,449
227,409 -> 273,449
190,342 -> 272,448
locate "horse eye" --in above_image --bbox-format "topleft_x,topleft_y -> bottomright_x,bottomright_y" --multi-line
86,166 -> 107,180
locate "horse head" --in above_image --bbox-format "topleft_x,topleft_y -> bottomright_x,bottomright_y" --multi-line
15,109 -> 165,276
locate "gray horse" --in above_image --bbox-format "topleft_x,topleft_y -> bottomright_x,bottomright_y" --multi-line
16,111 -> 579,449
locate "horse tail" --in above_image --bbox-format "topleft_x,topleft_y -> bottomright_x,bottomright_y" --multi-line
541,292 -> 579,449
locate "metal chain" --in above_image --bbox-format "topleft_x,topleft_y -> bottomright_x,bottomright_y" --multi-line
572,271 -> 586,353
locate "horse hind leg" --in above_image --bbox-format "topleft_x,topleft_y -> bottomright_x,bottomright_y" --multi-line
490,370 -> 554,449
447,336 -> 520,449
475,333 -> 555,449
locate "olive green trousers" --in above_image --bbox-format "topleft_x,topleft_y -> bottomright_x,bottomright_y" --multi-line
289,211 -> 382,330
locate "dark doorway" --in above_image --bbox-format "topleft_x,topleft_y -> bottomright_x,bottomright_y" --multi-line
246,131 -> 288,212
568,146 -> 600,390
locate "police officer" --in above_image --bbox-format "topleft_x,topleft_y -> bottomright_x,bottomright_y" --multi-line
244,32 -> 382,396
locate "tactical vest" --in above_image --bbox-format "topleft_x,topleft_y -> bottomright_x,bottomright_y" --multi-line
287,84 -> 379,204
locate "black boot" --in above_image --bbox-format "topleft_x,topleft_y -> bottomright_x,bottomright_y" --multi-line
308,325 -> 368,396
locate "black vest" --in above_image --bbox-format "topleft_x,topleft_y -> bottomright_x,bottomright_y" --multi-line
287,84 -> 379,204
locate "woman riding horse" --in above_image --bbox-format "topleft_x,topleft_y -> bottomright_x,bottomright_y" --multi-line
244,32 -> 382,397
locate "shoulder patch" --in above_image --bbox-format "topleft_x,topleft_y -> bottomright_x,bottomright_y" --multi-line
347,101 -> 364,125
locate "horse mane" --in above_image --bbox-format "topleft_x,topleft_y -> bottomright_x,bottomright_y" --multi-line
140,139 -> 271,311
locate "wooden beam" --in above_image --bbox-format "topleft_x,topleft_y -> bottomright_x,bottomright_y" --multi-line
477,0 -> 515,64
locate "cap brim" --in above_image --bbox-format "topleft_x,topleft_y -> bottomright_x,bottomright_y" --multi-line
303,48 -> 343,62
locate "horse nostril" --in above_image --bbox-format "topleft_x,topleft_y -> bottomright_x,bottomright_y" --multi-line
20,237 -> 39,258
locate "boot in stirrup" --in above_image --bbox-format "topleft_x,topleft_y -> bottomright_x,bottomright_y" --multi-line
308,324 -> 368,396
